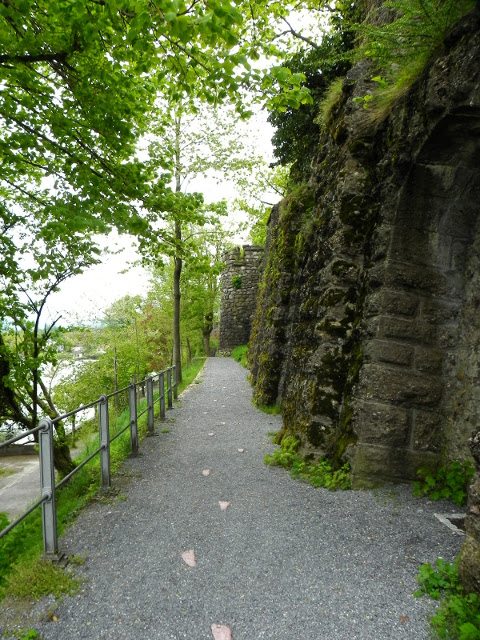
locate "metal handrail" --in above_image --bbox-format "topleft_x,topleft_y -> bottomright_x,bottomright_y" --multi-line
1,423 -> 43,448
0,364 -> 178,556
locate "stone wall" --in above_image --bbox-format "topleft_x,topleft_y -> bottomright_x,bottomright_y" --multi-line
249,5 -> 480,486
218,245 -> 263,354
459,430 -> 480,593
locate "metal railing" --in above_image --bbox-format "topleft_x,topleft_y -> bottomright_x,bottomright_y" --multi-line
0,366 -> 178,556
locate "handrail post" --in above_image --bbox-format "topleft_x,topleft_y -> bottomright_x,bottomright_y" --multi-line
129,379 -> 138,455
173,364 -> 178,400
39,418 -> 58,556
146,375 -> 155,436
99,395 -> 111,488
159,370 -> 165,419
167,367 -> 173,409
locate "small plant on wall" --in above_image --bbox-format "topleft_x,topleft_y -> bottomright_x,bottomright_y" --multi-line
413,460 -> 475,507
232,274 -> 242,289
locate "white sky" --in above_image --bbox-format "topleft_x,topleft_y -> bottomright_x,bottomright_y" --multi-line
44,112 -> 276,326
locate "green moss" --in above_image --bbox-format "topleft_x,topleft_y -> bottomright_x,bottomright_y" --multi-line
249,183 -> 315,404
265,432 -> 351,491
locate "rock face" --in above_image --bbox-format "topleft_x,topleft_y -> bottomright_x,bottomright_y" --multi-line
459,430 -> 480,594
249,6 -> 480,488
218,245 -> 263,354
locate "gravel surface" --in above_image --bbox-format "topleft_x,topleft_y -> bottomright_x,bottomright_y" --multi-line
1,358 -> 464,639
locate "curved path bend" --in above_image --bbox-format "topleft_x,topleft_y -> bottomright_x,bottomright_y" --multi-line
1,358 -> 463,639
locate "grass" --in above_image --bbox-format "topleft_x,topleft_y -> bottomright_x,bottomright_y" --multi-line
231,345 -> 248,368
5,557 -> 82,601
0,358 -> 205,603
255,402 -> 281,416
0,467 -> 14,477
317,76 -> 344,123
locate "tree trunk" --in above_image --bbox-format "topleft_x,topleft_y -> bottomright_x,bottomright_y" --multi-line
203,312 -> 213,357
173,114 -> 183,384
173,248 -> 183,384
53,439 -> 76,476
53,422 -> 75,476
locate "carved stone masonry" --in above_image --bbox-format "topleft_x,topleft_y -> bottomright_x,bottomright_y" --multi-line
458,430 -> 480,594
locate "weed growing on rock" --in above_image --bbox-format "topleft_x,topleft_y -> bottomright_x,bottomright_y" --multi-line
255,402 -> 281,416
415,558 -> 480,639
413,461 -> 475,507
264,435 -> 351,490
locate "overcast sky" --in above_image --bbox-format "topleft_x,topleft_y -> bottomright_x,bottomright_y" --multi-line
44,112 -> 275,326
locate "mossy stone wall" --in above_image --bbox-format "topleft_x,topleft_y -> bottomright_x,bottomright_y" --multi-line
249,6 -> 480,487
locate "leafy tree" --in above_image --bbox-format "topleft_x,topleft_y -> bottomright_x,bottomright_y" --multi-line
268,2 -> 366,178
140,100 -> 259,381
0,229 -> 100,473
234,163 -> 291,246
1,0 -> 318,460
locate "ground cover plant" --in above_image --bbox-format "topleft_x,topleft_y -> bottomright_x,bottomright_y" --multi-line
231,345 -> 249,368
264,434 -> 351,490
0,358 -> 205,602
415,558 -> 480,639
413,461 -> 475,508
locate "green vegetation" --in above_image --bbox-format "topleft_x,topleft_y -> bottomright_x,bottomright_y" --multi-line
415,558 -> 480,639
231,345 -> 249,369
232,275 -> 243,289
0,358 -> 204,602
353,0 -> 475,121
0,468 -> 14,477
255,403 -> 282,416
0,0 -> 314,481
5,557 -> 81,601
413,461 -> 475,508
265,434 -> 351,490
9,630 -> 39,640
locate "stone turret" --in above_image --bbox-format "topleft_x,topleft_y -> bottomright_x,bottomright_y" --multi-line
218,245 -> 263,354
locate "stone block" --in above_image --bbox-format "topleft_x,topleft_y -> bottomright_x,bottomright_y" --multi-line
364,340 -> 414,367
389,228 -> 452,268
458,535 -> 480,594
420,299 -> 459,323
370,224 -> 392,261
369,260 -> 464,299
414,347 -> 444,374
412,410 -> 443,451
379,317 -> 436,345
381,291 -> 420,317
357,364 -> 443,407
351,442 -> 441,487
354,399 -> 410,445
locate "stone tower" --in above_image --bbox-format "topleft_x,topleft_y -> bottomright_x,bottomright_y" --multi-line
218,245 -> 263,354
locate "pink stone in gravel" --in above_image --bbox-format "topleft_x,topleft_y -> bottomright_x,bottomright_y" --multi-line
211,624 -> 232,639
181,550 -> 196,567
202,469 -> 211,476
219,501 -> 230,511
237,448 -> 245,453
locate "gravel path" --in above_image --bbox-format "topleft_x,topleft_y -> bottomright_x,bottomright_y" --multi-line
2,358 -> 464,639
